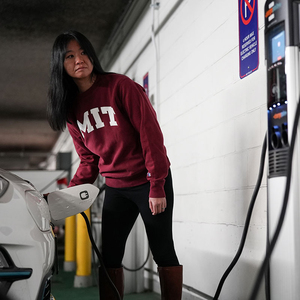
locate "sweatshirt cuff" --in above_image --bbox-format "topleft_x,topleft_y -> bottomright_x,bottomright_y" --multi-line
149,179 -> 166,198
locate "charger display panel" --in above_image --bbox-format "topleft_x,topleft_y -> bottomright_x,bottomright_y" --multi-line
266,22 -> 288,177
271,30 -> 285,63
267,23 -> 286,108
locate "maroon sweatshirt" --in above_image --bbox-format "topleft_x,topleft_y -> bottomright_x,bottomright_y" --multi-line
67,73 -> 170,198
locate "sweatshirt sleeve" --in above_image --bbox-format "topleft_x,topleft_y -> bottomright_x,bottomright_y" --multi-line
67,121 -> 100,187
118,76 -> 170,198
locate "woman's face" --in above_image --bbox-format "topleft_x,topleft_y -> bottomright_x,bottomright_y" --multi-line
63,39 -> 93,81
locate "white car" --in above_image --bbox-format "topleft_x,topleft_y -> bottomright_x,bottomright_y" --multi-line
0,168 -> 98,300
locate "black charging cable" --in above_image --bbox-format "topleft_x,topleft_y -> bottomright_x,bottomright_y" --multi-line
213,133 -> 267,300
249,98 -> 300,300
123,246 -> 151,272
80,211 -> 121,300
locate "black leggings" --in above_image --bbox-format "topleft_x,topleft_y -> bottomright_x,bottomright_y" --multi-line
101,170 -> 179,268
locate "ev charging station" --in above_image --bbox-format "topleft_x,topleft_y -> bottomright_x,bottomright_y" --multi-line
265,0 -> 300,299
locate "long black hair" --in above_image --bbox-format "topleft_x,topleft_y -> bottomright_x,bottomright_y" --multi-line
47,30 -> 105,131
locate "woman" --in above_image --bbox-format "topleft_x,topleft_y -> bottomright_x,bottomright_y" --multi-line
47,30 -> 182,300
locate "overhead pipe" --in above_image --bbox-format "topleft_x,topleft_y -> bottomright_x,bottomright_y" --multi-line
150,0 -> 160,117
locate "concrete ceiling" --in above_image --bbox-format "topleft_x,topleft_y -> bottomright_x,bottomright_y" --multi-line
0,0 -> 132,170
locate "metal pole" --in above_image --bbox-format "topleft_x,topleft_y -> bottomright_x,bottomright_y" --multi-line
74,209 -> 93,287
64,215 -> 76,271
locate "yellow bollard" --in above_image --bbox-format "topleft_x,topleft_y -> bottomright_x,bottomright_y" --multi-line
64,215 -> 76,271
74,208 -> 92,287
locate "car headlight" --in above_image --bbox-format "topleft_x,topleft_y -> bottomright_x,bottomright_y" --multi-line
25,190 -> 51,231
0,176 -> 9,198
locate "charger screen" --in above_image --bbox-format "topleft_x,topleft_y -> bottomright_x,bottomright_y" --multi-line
271,31 -> 285,63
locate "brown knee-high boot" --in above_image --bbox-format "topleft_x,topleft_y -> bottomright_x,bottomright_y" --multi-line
99,266 -> 124,300
158,265 -> 183,300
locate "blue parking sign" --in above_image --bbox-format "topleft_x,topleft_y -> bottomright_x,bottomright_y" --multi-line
239,0 -> 259,78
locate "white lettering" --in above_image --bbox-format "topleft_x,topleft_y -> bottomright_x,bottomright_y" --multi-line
101,106 -> 118,126
241,46 -> 256,61
90,107 -> 105,129
77,106 -> 118,138
77,111 -> 94,138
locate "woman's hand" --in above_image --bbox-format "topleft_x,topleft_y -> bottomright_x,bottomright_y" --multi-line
149,197 -> 167,215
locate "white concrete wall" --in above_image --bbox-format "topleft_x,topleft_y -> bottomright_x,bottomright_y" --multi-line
107,1 -> 268,299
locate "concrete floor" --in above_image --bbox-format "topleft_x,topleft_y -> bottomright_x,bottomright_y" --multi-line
51,262 -> 160,300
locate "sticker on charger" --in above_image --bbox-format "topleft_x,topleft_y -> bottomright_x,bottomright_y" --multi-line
80,191 -> 89,200
273,110 -> 287,120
